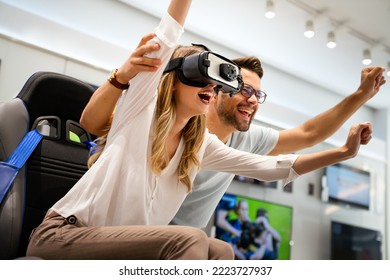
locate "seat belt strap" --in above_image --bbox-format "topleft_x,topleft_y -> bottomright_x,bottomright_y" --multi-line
0,130 -> 43,203
83,140 -> 97,154
5,130 -> 43,169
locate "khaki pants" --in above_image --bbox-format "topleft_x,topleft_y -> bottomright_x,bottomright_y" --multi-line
26,214 -> 233,260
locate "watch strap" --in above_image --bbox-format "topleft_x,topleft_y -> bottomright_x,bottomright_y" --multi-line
108,68 -> 129,90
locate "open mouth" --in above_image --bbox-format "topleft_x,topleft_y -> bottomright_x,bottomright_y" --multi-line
198,92 -> 214,104
237,107 -> 253,120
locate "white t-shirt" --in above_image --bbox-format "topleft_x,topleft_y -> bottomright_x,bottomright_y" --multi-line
51,12 -> 299,227
171,126 -> 279,228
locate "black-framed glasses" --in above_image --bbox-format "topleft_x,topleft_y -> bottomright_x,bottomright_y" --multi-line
240,84 -> 267,104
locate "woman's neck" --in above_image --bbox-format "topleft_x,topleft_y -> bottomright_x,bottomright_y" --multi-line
166,120 -> 185,160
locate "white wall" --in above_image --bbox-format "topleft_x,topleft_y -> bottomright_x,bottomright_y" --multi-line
0,35 -> 109,99
0,0 -> 388,259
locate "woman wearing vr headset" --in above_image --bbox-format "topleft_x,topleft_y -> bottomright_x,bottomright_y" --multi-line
27,0 -> 373,260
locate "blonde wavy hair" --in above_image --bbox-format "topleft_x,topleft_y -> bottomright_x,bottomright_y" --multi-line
88,44 -> 207,192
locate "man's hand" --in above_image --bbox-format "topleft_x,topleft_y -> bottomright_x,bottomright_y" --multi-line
358,66 -> 386,100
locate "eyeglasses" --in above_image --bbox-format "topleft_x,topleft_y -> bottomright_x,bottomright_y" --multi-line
240,84 -> 267,104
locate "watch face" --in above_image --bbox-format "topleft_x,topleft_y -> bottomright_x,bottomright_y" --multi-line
109,69 -> 117,81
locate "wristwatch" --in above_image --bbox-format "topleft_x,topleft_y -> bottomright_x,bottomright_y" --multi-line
107,68 -> 129,90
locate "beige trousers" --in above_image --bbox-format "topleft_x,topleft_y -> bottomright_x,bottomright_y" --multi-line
26,214 -> 233,260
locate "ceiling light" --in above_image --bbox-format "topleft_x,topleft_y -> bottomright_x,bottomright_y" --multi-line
304,20 -> 315,38
362,49 -> 372,65
265,0 -> 276,19
326,31 -> 336,48
387,62 -> 390,77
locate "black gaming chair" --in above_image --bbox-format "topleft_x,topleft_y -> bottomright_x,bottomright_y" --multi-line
0,71 -> 96,259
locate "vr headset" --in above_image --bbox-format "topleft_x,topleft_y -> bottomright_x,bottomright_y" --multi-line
164,51 -> 243,95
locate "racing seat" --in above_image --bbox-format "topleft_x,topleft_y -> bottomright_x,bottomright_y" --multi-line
0,71 -> 96,259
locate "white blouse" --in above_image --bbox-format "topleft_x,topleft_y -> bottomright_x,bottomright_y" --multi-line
51,12 -> 299,227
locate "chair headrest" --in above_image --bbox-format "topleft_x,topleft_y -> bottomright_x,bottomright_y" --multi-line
17,72 -> 96,130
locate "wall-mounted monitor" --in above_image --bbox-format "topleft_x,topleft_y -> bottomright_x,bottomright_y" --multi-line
323,163 -> 370,209
213,193 -> 293,260
331,221 -> 382,260
233,175 -> 277,189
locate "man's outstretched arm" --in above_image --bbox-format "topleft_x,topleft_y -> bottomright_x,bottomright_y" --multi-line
269,66 -> 386,155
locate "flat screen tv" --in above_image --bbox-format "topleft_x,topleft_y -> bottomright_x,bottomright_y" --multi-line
331,221 -> 382,260
324,163 -> 370,209
233,175 -> 277,189
213,193 -> 293,260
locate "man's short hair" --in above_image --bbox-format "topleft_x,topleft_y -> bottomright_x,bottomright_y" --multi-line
232,56 -> 263,79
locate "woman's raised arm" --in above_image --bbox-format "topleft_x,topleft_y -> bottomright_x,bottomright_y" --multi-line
168,0 -> 192,26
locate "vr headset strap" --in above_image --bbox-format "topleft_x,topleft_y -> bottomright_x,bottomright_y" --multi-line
191,43 -> 211,51
164,43 -> 211,73
164,57 -> 184,73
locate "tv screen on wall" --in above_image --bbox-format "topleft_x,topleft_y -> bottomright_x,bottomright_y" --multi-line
213,193 -> 293,260
324,163 -> 370,209
331,221 -> 382,260
233,175 -> 277,189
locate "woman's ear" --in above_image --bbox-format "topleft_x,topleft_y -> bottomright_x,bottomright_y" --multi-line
172,79 -> 179,92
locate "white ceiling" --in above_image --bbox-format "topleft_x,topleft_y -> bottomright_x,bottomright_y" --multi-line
120,0 -> 390,111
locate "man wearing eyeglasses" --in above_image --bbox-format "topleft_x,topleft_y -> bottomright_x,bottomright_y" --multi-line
80,35 -> 386,229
